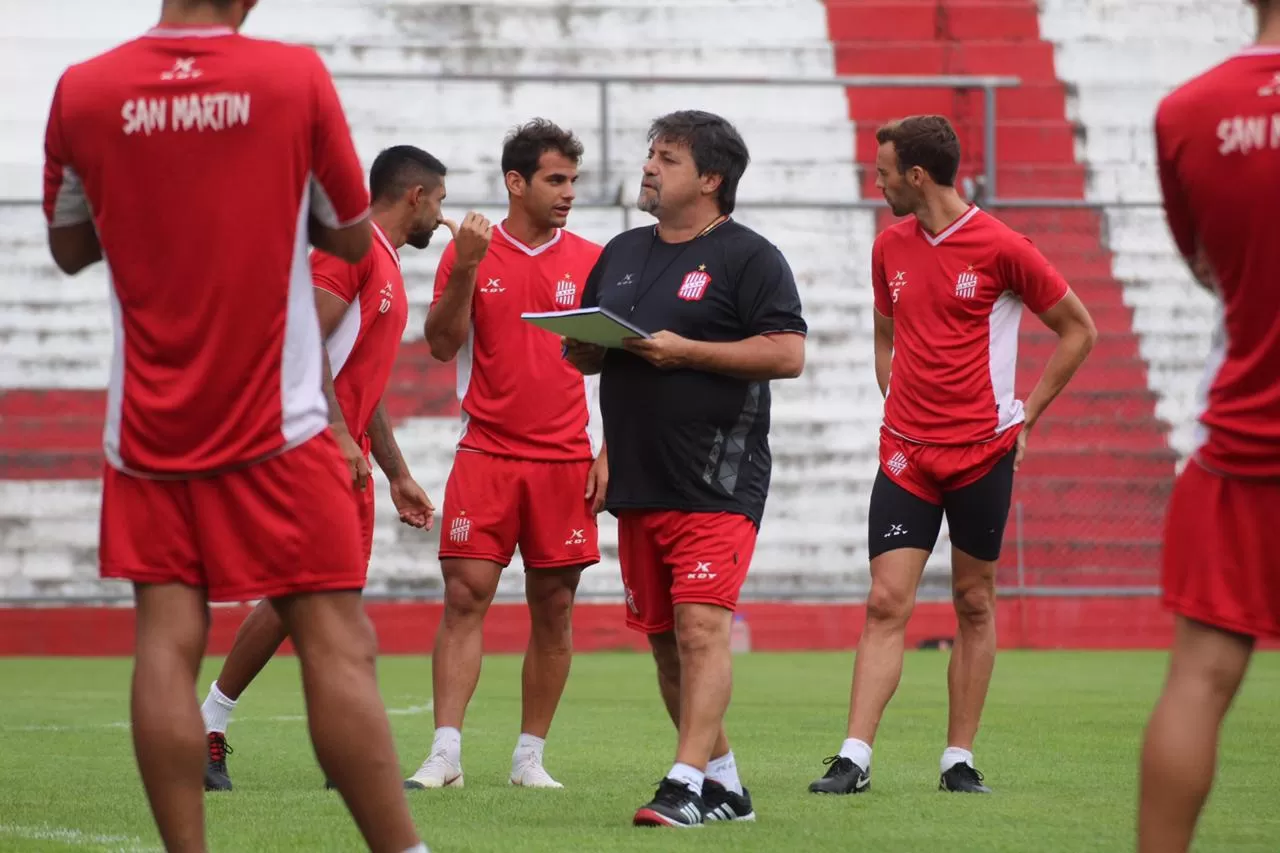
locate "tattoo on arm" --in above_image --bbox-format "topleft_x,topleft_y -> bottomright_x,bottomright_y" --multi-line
368,402 -> 405,480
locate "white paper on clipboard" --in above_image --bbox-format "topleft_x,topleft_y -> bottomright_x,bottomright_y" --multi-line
520,306 -> 652,349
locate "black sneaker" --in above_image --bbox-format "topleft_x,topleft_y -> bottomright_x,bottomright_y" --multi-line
701,778 -> 755,822
808,755 -> 871,795
204,732 -> 233,792
633,778 -> 705,828
939,762 -> 991,793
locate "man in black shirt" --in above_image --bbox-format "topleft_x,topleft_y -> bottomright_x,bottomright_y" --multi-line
565,110 -> 807,828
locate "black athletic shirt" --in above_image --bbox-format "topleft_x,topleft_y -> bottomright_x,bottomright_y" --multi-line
581,218 -> 807,526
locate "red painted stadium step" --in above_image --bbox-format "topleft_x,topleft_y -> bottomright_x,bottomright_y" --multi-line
833,40 -> 1058,80
846,82 -> 1068,123
1012,475 -> 1174,515
1020,333 -> 1141,362
1009,515 -> 1164,542
0,450 -> 102,480
825,0 -> 1045,42
1019,448 -> 1177,479
1033,389 -> 1164,422
1029,414 -> 1172,448
1001,539 -> 1165,573
0,416 -> 102,451
0,389 -> 105,418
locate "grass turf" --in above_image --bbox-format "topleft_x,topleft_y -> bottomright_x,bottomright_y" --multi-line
1,650 -> 1277,852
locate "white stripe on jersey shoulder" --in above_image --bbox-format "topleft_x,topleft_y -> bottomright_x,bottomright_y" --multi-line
920,205 -> 981,247
326,295 -> 362,377
372,221 -> 401,269
1237,45 -> 1280,57
496,223 -> 562,256
143,26 -> 235,38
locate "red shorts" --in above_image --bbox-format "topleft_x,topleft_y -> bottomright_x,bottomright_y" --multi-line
358,469 -> 375,565
438,451 -> 600,569
99,431 -> 366,602
1162,459 -> 1280,639
879,425 -> 1021,504
617,510 -> 758,634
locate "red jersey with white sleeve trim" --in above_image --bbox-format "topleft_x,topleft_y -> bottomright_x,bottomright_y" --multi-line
41,25 -> 369,475
432,223 -> 602,461
872,206 -> 1070,446
1155,46 -> 1280,478
312,222 -> 409,453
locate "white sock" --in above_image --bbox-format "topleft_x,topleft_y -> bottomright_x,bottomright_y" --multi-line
514,733 -> 545,764
667,762 -> 704,796
201,681 -> 237,734
401,844 -> 428,853
839,737 -> 872,772
706,751 -> 743,795
431,726 -> 462,765
941,746 -> 974,774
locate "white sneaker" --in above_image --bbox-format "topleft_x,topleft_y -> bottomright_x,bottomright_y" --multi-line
510,753 -> 564,788
404,752 -> 464,789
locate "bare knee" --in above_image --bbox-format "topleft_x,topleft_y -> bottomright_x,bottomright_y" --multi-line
673,604 -> 731,659
952,578 -> 996,628
442,561 -> 500,625
526,569 -> 580,643
865,580 -> 914,630
133,582 -> 210,669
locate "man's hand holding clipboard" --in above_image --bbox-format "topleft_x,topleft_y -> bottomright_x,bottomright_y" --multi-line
563,337 -> 605,375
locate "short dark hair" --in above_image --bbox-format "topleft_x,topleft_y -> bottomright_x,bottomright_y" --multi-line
369,145 -> 447,203
501,119 -> 584,181
648,111 -> 750,215
875,116 -> 961,187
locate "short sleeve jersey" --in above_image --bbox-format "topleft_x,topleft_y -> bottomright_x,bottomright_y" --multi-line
582,218 -> 808,526
312,222 -> 409,452
871,206 -> 1069,447
1155,45 -> 1280,478
42,25 -> 369,476
432,224 -> 603,461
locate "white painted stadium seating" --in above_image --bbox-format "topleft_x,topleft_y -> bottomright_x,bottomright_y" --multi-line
1,0 -> 897,600
1038,0 -> 1253,461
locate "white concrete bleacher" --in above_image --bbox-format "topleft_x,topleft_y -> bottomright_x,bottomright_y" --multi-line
1037,0 -> 1254,461
0,0 -> 890,601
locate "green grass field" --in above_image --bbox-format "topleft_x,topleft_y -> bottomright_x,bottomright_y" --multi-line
2,651 -> 1278,852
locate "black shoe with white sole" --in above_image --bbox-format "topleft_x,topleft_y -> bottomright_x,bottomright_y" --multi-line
633,778 -> 705,828
701,778 -> 755,822
808,755 -> 871,795
939,762 -> 991,793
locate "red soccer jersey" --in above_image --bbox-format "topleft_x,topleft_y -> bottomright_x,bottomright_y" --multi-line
312,222 -> 409,452
42,25 -> 369,475
1155,45 -> 1280,478
432,223 -> 603,461
872,206 -> 1070,446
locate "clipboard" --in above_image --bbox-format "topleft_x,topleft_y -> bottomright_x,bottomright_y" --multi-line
520,306 -> 652,349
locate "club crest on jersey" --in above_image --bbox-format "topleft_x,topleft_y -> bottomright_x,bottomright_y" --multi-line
678,265 -> 711,301
555,275 -> 577,307
954,265 -> 979,299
